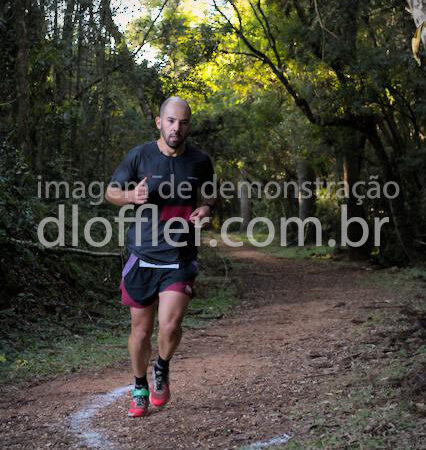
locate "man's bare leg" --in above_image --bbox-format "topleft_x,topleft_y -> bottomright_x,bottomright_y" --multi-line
150,290 -> 190,407
128,302 -> 156,377
157,290 -> 191,359
127,303 -> 156,417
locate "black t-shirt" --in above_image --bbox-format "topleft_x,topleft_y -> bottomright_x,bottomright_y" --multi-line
109,141 -> 215,264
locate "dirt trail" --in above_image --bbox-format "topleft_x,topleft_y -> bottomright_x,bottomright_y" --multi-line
0,246 -> 388,449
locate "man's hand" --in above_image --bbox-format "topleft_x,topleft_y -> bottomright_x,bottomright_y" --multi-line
128,177 -> 149,204
189,205 -> 211,228
105,177 -> 149,206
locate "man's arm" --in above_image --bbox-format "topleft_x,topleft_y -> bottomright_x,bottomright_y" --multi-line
105,177 -> 148,206
189,153 -> 217,223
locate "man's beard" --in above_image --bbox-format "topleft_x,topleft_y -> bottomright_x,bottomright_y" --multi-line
162,129 -> 185,148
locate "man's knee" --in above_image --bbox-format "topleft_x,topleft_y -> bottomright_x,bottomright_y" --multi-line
159,320 -> 182,340
130,326 -> 152,344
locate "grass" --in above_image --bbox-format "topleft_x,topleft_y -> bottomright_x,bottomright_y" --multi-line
221,232 -> 336,260
1,331 -> 130,382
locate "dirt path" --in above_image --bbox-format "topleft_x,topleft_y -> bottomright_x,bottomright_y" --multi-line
0,246 -> 392,449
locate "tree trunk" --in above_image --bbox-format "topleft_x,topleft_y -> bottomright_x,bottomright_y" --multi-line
52,0 -> 76,172
101,0 -> 155,137
71,0 -> 87,171
342,131 -> 372,260
297,158 -> 316,243
61,0 -> 76,100
365,126 -> 419,261
15,0 -> 31,164
239,178 -> 251,232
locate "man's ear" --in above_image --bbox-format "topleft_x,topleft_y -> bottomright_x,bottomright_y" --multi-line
155,116 -> 161,129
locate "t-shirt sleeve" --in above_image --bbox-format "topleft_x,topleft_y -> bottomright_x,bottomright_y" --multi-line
108,147 -> 140,188
200,154 -> 216,198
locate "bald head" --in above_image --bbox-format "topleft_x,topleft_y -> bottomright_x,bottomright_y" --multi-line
159,97 -> 192,119
156,97 -> 192,150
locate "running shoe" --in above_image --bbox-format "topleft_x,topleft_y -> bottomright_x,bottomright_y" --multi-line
128,387 -> 149,417
150,366 -> 170,407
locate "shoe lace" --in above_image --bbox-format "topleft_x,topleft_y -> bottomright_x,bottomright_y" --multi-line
134,393 -> 148,406
135,395 -> 146,406
154,368 -> 168,391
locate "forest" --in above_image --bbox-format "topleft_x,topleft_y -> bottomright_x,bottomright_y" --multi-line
2,0 -> 425,264
1,1 -> 425,449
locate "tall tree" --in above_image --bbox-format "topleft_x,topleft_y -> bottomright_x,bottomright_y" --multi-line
15,0 -> 32,164
210,0 -> 425,261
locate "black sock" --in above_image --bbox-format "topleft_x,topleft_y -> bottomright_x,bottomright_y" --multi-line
155,355 -> 170,372
135,375 -> 148,390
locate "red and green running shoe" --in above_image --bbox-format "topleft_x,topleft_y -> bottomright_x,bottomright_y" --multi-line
150,366 -> 170,408
128,387 -> 149,417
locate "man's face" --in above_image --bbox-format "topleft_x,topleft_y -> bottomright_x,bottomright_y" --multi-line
156,102 -> 192,149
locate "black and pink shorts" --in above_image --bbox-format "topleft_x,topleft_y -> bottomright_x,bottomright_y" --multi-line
120,254 -> 198,308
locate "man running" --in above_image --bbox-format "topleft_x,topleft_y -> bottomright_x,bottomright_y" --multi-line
105,97 -> 216,417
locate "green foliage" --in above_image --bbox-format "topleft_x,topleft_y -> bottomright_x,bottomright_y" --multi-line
0,143 -> 52,258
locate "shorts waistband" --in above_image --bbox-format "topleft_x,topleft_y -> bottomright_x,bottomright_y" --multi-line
138,259 -> 180,269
